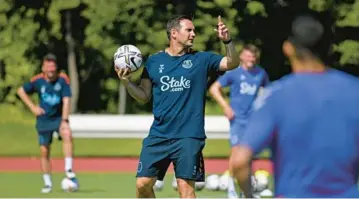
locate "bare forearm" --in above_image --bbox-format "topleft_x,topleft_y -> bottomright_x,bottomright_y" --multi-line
17,88 -> 35,110
209,84 -> 231,110
210,89 -> 230,110
62,97 -> 71,119
224,42 -> 239,70
122,80 -> 150,104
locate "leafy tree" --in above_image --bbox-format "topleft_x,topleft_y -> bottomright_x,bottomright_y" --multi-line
0,0 -> 41,105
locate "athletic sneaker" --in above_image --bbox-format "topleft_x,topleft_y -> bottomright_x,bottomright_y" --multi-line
41,185 -> 52,193
66,169 -> 76,179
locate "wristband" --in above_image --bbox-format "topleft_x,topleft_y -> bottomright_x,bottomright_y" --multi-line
62,119 -> 69,123
223,39 -> 232,44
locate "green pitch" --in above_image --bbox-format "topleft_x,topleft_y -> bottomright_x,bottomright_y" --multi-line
0,172 -> 228,198
0,122 -> 270,158
0,105 -> 270,158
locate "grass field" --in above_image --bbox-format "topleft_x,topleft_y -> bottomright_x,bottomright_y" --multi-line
0,106 -> 272,198
0,172 -> 230,198
0,122 -> 270,158
0,121 -> 271,198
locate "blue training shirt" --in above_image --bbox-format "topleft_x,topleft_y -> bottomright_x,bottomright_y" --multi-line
23,73 -> 72,131
141,51 -> 223,139
240,69 -> 359,197
217,65 -> 269,120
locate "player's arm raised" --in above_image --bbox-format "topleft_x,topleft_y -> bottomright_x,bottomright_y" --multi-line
115,67 -> 152,104
215,16 -> 239,71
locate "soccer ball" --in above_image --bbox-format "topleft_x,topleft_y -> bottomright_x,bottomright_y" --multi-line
195,181 -> 206,191
61,177 -> 79,192
218,171 -> 230,191
253,170 -> 270,192
153,180 -> 164,191
114,44 -> 143,72
205,174 -> 220,191
259,189 -> 273,198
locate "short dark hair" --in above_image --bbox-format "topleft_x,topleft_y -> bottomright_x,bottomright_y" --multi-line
241,44 -> 260,58
288,14 -> 325,60
43,53 -> 57,62
166,15 -> 193,40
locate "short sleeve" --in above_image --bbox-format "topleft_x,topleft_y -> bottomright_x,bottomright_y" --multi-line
239,87 -> 278,154
206,52 -> 224,72
62,82 -> 71,97
262,71 -> 270,87
140,67 -> 150,79
217,72 -> 232,87
23,81 -> 35,94
60,73 -> 72,97
140,56 -> 153,80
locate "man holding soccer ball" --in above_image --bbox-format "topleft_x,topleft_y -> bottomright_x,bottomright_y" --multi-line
114,15 -> 239,198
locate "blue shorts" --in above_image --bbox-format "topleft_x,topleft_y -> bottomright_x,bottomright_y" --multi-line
136,136 -> 205,181
37,129 -> 61,146
36,118 -> 62,146
229,119 -> 248,147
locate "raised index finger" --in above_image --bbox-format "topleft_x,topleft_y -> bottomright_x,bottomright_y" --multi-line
218,15 -> 222,23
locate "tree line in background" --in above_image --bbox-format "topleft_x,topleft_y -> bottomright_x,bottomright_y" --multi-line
0,0 -> 358,115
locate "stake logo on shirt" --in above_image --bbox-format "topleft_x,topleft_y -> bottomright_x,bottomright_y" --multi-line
240,82 -> 258,95
160,75 -> 191,92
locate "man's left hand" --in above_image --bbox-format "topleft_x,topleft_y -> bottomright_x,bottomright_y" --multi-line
215,15 -> 231,42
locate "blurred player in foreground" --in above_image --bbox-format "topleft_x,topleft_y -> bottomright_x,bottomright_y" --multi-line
209,44 -> 269,198
115,15 -> 239,198
17,54 -> 76,193
231,14 -> 359,198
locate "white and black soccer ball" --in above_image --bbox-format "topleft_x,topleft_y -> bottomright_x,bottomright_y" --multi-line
205,174 -> 220,191
252,170 -> 270,192
218,173 -> 230,191
114,44 -> 143,72
153,180 -> 164,191
61,177 -> 79,192
195,181 -> 206,191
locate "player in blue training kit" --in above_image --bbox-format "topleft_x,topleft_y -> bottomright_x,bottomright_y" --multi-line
231,14 -> 359,198
17,54 -> 76,193
115,15 -> 239,198
209,44 -> 269,198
